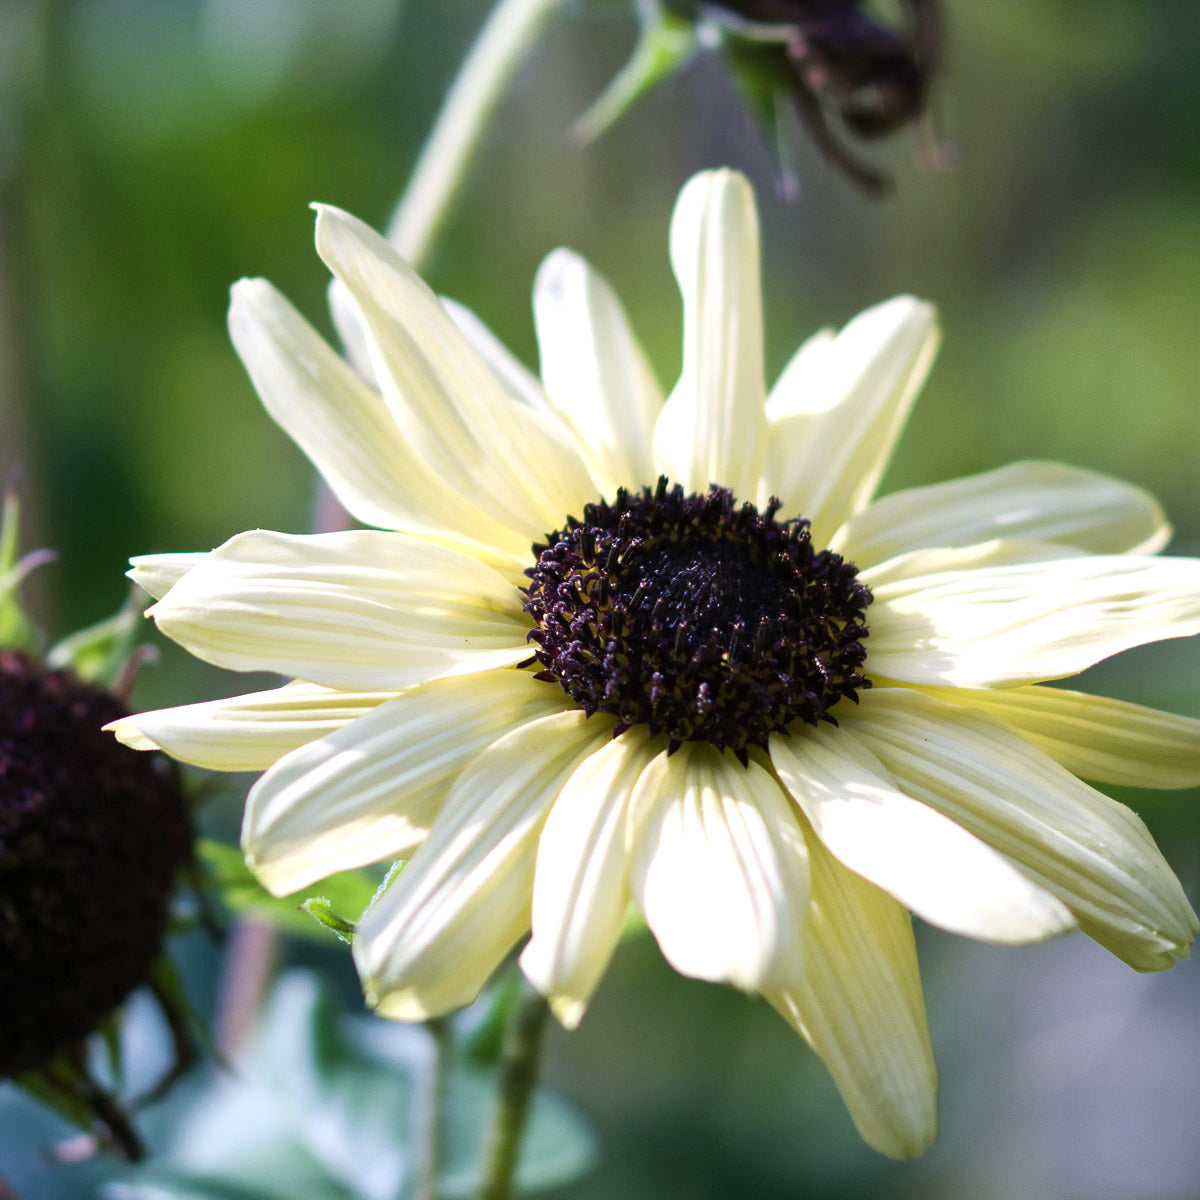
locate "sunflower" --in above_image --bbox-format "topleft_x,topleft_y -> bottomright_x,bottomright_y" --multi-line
109,169 -> 1200,1158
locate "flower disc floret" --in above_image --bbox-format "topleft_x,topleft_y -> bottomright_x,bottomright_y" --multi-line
523,478 -> 873,760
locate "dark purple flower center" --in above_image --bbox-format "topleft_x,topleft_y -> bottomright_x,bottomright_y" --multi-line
522,478 -> 872,763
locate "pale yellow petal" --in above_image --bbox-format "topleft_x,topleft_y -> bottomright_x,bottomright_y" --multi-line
441,295 -> 552,413
834,460 -> 1170,564
628,742 -> 809,990
327,275 -> 377,384
653,169 -> 767,500
765,831 -> 936,1160
859,537 -> 1086,590
843,688 -> 1198,970
534,248 -> 662,496
128,552 -> 207,600
868,553 -> 1200,688
147,529 -> 531,691
520,729 -> 661,1028
313,205 -> 594,534
918,684 -> 1200,790
761,296 -> 939,540
762,327 -> 837,420
353,711 -> 611,1021
105,681 -> 398,772
229,278 -> 528,570
770,726 -> 1074,942
242,671 -> 571,896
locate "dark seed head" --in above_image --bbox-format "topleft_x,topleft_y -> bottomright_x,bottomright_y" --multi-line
523,479 -> 872,760
0,651 -> 193,1076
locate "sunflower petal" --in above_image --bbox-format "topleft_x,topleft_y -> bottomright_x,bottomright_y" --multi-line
128,552 -> 207,600
761,296 -> 939,542
628,742 -> 809,990
229,278 -> 529,568
762,327 -> 837,420
441,295 -> 553,413
765,831 -> 936,1160
521,729 -> 661,1028
859,538 -> 1087,590
868,552 -> 1200,687
918,684 -> 1200,790
242,671 -> 570,896
353,711 -> 610,1021
834,460 -> 1170,563
653,169 -> 767,500
313,204 -> 593,534
843,688 -> 1199,970
770,727 -> 1074,943
105,681 -> 398,772
147,529 -> 531,691
534,248 -> 663,495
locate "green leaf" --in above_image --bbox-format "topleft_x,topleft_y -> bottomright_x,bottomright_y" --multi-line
458,966 -> 524,1067
45,591 -> 142,689
300,897 -> 357,943
109,971 -> 595,1200
573,1 -> 696,143
197,839 -> 382,940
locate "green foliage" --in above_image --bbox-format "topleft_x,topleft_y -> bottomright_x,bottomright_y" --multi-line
106,971 -> 595,1200
45,592 -> 142,690
197,840 -> 382,942
300,897 -> 358,944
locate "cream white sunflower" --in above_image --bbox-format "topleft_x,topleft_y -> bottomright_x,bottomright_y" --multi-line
110,169 -> 1200,1159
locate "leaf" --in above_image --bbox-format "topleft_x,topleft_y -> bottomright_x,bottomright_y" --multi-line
301,897 -> 357,943
109,971 -> 595,1200
45,591 -> 142,689
197,839 -> 382,940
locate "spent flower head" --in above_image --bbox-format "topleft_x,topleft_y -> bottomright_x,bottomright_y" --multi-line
112,169 -> 1200,1157
580,0 -> 943,195
0,490 -> 195,1160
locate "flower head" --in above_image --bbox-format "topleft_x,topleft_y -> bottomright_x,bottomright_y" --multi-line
112,169 -> 1200,1158
0,490 -> 195,1159
581,1 -> 943,195
0,652 -> 192,1079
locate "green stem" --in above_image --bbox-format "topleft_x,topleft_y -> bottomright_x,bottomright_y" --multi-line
386,0 -> 564,270
414,1016 -> 452,1200
478,989 -> 552,1200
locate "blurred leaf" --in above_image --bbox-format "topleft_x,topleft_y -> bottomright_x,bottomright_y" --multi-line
300,897 -> 357,943
457,966 -> 524,1067
45,590 -> 141,688
108,1173 -> 356,1200
109,971 -> 595,1200
197,839 -> 381,940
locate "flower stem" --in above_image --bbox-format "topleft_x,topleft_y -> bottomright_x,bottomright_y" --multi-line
478,988 -> 552,1200
386,0 -> 564,270
413,1016 -> 452,1200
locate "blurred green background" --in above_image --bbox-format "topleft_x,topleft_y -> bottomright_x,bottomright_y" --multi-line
3,0 -> 1200,1197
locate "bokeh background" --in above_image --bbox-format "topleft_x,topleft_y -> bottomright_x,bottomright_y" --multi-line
3,1 -> 1200,1197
